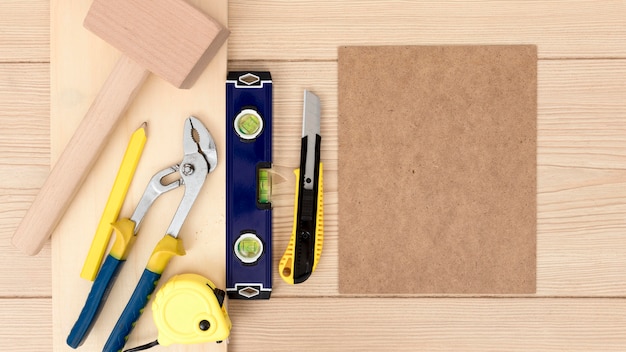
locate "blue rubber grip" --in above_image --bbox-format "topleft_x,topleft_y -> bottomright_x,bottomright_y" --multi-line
66,255 -> 124,349
103,268 -> 161,352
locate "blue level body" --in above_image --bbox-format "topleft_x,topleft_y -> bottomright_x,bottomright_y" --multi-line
226,72 -> 272,299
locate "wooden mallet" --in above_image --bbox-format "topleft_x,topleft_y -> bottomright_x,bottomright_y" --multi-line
12,0 -> 229,255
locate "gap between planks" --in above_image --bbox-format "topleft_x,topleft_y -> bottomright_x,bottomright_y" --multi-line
229,57 -> 626,64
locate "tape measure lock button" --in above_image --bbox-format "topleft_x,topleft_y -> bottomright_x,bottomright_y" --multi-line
199,319 -> 211,331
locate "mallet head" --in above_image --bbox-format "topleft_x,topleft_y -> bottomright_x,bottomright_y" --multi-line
84,0 -> 229,88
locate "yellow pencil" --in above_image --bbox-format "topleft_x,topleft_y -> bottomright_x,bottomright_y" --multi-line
80,123 -> 147,281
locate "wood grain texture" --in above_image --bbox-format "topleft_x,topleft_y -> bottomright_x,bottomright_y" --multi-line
229,0 -> 626,61
0,0 -> 49,62
0,299 -> 52,351
0,64 -> 49,166
537,60 -> 626,295
0,63 -> 51,296
227,298 -> 626,352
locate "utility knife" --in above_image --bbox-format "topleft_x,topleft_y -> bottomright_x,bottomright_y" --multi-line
279,90 -> 324,284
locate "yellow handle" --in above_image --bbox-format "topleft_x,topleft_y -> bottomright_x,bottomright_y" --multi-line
279,163 -> 324,284
146,235 -> 186,274
108,218 -> 137,260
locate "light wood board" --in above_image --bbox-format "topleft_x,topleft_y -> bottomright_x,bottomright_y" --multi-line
51,0 -> 227,351
226,298 -> 626,352
228,0 -> 626,60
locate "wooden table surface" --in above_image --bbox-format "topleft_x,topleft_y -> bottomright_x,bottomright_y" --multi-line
2,1 -> 626,351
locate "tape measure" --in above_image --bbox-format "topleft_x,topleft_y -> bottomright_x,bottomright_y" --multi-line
123,274 -> 231,351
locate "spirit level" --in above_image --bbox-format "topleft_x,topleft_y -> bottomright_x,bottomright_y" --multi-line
226,72 -> 273,299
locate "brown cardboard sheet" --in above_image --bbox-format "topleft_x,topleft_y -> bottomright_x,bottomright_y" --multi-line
338,45 -> 537,294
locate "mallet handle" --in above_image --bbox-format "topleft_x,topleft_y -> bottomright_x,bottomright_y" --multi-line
12,55 -> 149,255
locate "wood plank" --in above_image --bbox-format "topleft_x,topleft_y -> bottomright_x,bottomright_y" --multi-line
0,64 -> 49,165
228,297 -> 626,352
537,60 -> 626,295
0,63 -> 51,297
0,0 -> 49,63
1,297 -> 624,352
0,299 -> 52,351
229,59 -> 626,297
229,0 -> 626,61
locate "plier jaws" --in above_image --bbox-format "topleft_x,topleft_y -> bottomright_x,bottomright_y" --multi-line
129,165 -> 182,232
130,116 -> 217,234
184,116 -> 218,174
166,116 -> 217,238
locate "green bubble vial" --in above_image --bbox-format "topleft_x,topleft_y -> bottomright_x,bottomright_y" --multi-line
258,169 -> 271,204
234,109 -> 263,140
238,113 -> 260,135
234,233 -> 264,264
